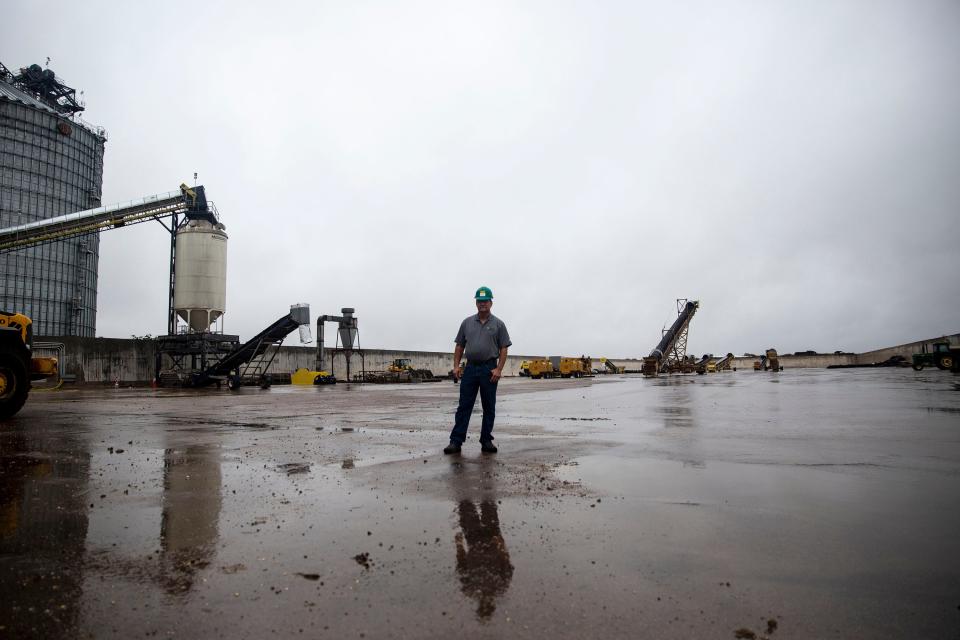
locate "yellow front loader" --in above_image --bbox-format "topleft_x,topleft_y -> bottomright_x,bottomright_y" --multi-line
0,312 -> 58,419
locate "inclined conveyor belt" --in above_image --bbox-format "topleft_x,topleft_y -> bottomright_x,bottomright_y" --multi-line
0,184 -> 212,252
647,300 -> 699,362
191,313 -> 302,386
715,354 -> 734,369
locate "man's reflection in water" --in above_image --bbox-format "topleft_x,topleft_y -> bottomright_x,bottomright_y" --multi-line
449,458 -> 514,620
455,499 -> 514,619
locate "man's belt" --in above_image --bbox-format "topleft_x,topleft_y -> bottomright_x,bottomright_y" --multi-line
466,358 -> 497,367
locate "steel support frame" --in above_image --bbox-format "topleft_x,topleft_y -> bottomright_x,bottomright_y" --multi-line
161,211 -> 180,336
663,325 -> 691,372
154,333 -> 240,384
660,299 -> 693,374
332,328 -> 364,383
238,336 -> 285,383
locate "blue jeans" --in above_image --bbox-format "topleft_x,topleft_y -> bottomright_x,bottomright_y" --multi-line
449,362 -> 498,445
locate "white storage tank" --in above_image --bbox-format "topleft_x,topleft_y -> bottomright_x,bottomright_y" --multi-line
173,219 -> 228,332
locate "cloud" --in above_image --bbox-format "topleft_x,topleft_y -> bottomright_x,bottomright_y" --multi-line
6,0 -> 959,355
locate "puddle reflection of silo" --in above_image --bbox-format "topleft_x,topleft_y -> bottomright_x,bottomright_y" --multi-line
161,443 -> 221,594
449,459 -> 514,621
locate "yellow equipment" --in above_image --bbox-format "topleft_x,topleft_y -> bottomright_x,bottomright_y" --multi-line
765,349 -> 782,371
518,361 -> 531,377
291,367 -> 336,385
526,359 -> 552,379
528,356 -> 593,379
1,311 -> 59,419
754,349 -> 782,372
696,356 -> 718,374
600,357 -> 625,374
364,358 -> 436,383
695,354 -> 735,374
388,358 -> 414,373
715,353 -> 735,372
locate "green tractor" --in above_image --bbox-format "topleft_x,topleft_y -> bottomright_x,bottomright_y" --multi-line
911,341 -> 959,372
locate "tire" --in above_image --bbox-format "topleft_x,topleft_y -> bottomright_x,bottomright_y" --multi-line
259,375 -> 272,390
912,363 -> 924,371
228,375 -> 241,391
937,356 -> 953,371
0,353 -> 29,420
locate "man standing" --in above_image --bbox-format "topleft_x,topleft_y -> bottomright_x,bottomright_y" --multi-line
445,286 -> 511,454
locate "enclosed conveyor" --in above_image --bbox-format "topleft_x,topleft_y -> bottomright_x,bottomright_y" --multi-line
717,353 -> 736,371
715,353 -> 736,371
642,300 -> 699,377
0,184 -> 214,253
188,304 -> 311,389
694,354 -> 714,375
601,358 -> 624,374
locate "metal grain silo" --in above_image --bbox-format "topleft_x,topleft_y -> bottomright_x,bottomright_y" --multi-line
173,219 -> 228,332
0,62 -> 107,337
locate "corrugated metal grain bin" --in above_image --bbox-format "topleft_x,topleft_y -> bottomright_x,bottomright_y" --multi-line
0,63 -> 107,337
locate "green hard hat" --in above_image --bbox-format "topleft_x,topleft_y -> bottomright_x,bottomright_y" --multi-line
474,286 -> 493,301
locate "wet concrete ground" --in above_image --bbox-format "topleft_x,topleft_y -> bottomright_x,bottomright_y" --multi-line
2,369 -> 959,639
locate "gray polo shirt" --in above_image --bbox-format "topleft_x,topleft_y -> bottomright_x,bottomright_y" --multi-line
455,313 -> 512,362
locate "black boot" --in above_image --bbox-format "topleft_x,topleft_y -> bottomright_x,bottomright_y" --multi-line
444,442 -> 462,454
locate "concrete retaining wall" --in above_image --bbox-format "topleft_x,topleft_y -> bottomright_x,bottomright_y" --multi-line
34,337 -> 158,383
34,334 -> 959,384
265,349 -> 646,380
730,353 -> 858,370
856,334 -> 959,364
37,336 -> 630,383
277,347 -> 522,380
730,334 -> 959,370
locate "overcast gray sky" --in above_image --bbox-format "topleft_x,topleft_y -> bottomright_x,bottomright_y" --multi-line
5,0 -> 959,357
